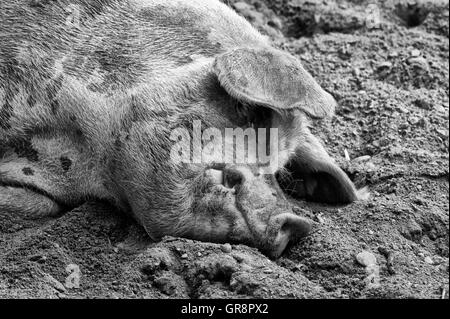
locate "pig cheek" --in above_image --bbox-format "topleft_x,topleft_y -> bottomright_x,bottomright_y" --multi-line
206,195 -> 254,244
228,214 -> 255,244
237,179 -> 277,210
210,188 -> 260,243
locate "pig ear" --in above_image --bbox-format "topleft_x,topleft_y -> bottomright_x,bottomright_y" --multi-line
278,131 -> 369,204
212,47 -> 336,118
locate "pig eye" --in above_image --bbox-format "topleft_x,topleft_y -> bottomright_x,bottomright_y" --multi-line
233,100 -> 254,124
230,98 -> 274,129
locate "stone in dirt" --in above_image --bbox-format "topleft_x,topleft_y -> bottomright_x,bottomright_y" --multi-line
65,264 -> 81,289
221,243 -> 232,253
365,264 -> 381,289
356,251 -> 377,267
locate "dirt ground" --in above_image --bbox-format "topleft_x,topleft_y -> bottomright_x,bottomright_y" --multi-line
0,0 -> 448,299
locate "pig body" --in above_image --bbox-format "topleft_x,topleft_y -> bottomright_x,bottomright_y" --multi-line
0,0 -> 367,257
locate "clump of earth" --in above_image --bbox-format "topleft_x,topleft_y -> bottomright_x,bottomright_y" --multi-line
0,0 -> 448,299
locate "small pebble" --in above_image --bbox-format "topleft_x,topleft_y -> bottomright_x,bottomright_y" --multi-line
232,253 -> 246,263
409,116 -> 420,125
407,56 -> 428,70
221,243 -> 232,253
29,254 -> 47,263
388,51 -> 399,58
424,256 -> 434,265
65,264 -> 81,289
353,155 -> 371,163
344,149 -> 350,161
315,213 -> 325,224
377,61 -> 392,70
240,264 -> 253,272
233,1 -> 251,12
434,104 -> 446,113
365,162 -> 377,172
356,251 -> 377,267
410,49 -> 421,57
181,253 -> 188,259
365,264 -> 381,289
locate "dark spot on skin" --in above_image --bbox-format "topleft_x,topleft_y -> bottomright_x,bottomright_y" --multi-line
29,0 -> 53,8
75,128 -> 84,139
139,5 -> 223,60
29,0 -> 110,18
86,1 -> 108,16
86,83 -> 102,93
120,94 -> 150,133
50,99 -> 60,114
60,156 -> 72,172
80,0 -> 114,18
22,167 -> 34,176
11,138 -> 39,162
176,55 -> 194,66
79,45 -> 148,93
27,94 -> 37,108
95,49 -> 118,73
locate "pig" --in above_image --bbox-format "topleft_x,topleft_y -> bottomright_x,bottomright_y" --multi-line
0,0 -> 368,258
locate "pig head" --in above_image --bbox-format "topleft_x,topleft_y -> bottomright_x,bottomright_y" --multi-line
0,0 -> 368,258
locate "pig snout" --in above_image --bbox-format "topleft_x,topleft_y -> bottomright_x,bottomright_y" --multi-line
204,166 -> 313,258
265,213 -> 312,258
